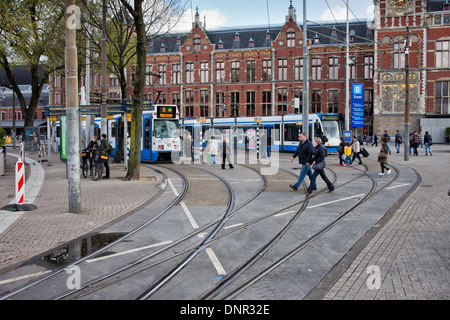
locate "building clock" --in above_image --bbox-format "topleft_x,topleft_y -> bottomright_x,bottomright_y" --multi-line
388,0 -> 412,12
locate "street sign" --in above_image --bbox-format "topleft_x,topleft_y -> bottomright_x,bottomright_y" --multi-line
351,83 -> 364,128
343,130 -> 353,143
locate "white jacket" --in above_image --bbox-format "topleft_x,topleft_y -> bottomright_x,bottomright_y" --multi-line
207,139 -> 219,155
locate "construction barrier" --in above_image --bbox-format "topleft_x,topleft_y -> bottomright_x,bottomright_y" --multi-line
16,160 -> 25,204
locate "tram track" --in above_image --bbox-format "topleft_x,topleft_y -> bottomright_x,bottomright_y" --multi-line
1,155 -> 401,300
204,161 -> 401,300
0,163 -> 188,300
47,162 -> 265,300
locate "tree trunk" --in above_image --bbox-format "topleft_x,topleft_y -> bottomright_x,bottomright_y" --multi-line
123,1 -> 145,181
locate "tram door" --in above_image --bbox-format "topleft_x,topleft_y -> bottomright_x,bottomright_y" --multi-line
142,114 -> 153,162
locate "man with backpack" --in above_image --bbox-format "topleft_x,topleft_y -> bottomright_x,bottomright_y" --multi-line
394,130 -> 402,153
100,133 -> 112,179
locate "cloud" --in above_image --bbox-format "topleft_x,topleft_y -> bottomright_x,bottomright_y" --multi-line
172,8 -> 228,32
320,6 -> 348,21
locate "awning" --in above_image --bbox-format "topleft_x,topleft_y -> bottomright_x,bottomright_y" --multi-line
0,120 -> 47,129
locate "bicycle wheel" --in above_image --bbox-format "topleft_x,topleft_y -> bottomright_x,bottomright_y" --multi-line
91,162 -> 103,181
81,160 -> 88,178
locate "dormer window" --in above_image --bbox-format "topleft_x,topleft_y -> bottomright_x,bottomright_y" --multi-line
266,30 -> 271,40
235,32 -> 240,41
249,37 -> 255,47
160,43 -> 166,53
149,39 -> 153,47
331,27 -> 337,37
176,36 -> 182,46
218,39 -> 224,49
314,33 -> 320,44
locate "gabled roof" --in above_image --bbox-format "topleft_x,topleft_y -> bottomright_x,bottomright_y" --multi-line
146,20 -> 374,55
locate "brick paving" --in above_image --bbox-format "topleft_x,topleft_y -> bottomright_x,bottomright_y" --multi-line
323,143 -> 450,300
0,146 -> 162,273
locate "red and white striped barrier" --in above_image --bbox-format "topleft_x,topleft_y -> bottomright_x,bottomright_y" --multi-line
15,160 -> 25,204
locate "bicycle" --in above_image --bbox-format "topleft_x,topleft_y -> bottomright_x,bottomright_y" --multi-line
90,148 -> 105,181
81,148 -> 91,178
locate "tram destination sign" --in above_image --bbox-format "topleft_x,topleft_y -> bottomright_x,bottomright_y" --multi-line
157,106 -> 176,118
351,83 -> 364,128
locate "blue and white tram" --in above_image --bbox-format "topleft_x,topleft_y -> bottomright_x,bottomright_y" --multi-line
316,114 -> 342,153
181,113 -> 330,153
107,105 -> 181,163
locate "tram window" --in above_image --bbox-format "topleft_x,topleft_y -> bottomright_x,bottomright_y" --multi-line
284,124 -> 300,142
144,119 -> 150,149
154,120 -> 178,138
111,122 -> 116,138
321,121 -> 340,141
274,124 -> 280,142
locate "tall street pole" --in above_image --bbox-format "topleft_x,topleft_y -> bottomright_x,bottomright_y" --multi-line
345,0 -> 350,131
65,0 -> 81,213
101,0 -> 108,135
404,26 -> 410,162
302,0 -> 309,139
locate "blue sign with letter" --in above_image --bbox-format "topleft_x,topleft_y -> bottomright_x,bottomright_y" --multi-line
351,83 -> 364,128
343,130 -> 353,143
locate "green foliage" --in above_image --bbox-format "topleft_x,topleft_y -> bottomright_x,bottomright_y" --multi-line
445,127 -> 450,137
0,126 -> 6,148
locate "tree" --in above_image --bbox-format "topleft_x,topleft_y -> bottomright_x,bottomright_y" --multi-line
0,1 -> 66,128
80,0 -> 137,163
117,0 -> 187,180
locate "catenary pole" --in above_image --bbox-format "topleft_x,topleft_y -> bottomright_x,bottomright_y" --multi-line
65,0 -> 81,213
404,26 -> 410,161
101,0 -> 108,135
302,0 -> 309,139
345,0 -> 350,131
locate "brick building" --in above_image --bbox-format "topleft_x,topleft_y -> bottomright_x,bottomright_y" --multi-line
48,0 -> 450,136
373,0 -> 450,134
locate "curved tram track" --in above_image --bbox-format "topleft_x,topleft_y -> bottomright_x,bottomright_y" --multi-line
1,156 -> 402,300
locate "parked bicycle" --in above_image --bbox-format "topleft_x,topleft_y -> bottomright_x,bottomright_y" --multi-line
90,148 -> 109,181
81,148 -> 91,178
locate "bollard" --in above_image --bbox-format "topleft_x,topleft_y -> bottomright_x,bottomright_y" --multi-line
15,160 -> 25,204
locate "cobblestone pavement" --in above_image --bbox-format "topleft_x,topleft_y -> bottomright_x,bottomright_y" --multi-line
322,143 -> 450,300
0,147 -> 162,273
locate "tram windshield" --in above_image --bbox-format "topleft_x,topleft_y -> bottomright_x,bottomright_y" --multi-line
321,120 -> 340,141
154,120 -> 178,138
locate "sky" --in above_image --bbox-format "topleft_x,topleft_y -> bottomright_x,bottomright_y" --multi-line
173,0 -> 375,32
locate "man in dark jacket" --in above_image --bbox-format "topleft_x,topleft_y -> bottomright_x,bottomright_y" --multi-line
289,132 -> 316,191
100,134 -> 111,179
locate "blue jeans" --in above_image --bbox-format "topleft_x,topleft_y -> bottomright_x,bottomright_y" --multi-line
425,143 -> 432,155
395,141 -> 401,152
294,164 -> 316,189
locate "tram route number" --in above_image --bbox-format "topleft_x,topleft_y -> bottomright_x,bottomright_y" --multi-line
180,304 -> 270,317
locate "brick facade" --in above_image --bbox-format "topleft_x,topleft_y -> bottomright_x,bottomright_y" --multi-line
44,1 -> 450,137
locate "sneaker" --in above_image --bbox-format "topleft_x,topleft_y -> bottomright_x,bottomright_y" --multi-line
387,169 -> 391,175
378,173 -> 384,176
350,164 -> 354,167
289,184 -> 298,191
430,152 -> 432,156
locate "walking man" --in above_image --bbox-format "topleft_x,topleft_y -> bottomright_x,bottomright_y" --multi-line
289,132 -> 316,192
394,130 -> 402,153
221,136 -> 234,169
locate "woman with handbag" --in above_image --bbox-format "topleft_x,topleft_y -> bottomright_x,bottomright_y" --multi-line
305,137 -> 335,195
378,136 -> 391,176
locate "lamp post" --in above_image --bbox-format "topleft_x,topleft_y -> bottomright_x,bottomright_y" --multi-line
403,26 -> 410,162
